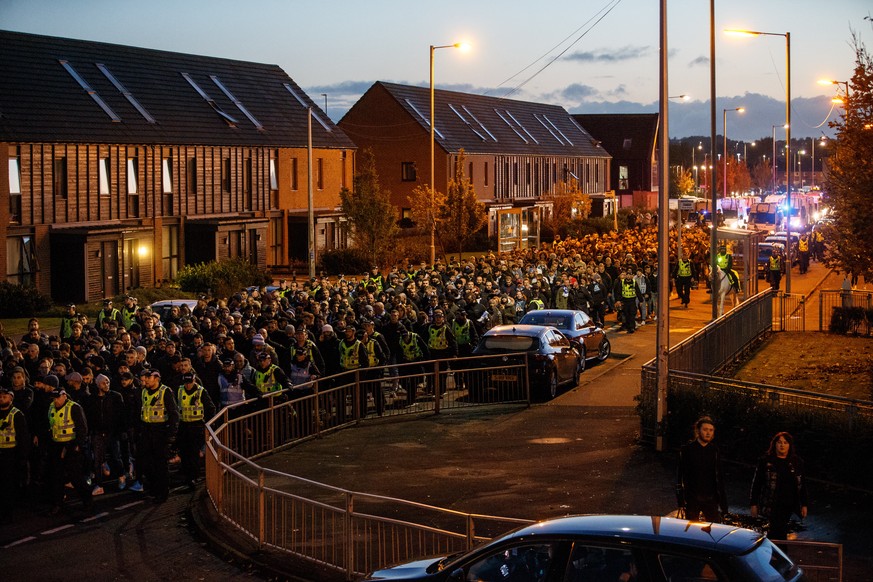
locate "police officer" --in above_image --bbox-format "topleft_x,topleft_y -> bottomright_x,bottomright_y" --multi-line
768,247 -> 785,291
798,232 -> 811,274
715,245 -> 739,291
616,270 -> 643,334
0,385 -> 31,522
398,325 -> 430,406
338,325 -> 369,419
177,371 -> 215,490
136,369 -> 179,502
425,310 -> 457,396
97,298 -> 122,329
252,351 -> 287,396
673,252 -> 696,308
451,310 -> 479,392
45,377 -> 92,514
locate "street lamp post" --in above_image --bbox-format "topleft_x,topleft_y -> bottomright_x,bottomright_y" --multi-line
429,42 -> 465,265
728,28 -> 791,291
796,150 -> 806,189
723,107 -> 745,202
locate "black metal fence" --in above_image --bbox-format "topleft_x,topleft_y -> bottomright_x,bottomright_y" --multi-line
819,289 -> 873,334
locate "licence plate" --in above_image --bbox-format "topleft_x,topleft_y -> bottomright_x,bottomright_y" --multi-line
492,374 -> 517,382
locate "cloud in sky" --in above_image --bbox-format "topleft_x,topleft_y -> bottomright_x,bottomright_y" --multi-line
688,55 -> 709,68
563,45 -> 652,63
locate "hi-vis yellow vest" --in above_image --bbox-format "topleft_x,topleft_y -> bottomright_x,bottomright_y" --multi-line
178,385 -> 205,422
142,386 -> 169,423
0,407 -> 22,448
49,400 -> 77,442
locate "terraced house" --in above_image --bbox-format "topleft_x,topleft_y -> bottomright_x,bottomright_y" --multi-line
339,82 -> 611,249
1,30 -> 355,303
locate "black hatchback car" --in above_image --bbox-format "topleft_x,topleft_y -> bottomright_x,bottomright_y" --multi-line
366,514 -> 803,581
470,324 -> 581,401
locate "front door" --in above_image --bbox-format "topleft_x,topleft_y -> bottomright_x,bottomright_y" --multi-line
102,240 -> 120,298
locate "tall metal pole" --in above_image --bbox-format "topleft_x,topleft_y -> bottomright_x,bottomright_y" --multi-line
655,0 -> 670,453
772,125 -> 778,194
785,32 -> 792,293
307,108 -> 315,278
709,0 -> 718,320
429,45 -> 436,266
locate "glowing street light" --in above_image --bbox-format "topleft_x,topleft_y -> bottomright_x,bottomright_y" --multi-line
727,28 -> 792,291
429,41 -> 469,265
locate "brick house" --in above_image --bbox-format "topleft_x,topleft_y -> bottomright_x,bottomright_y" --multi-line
572,113 -> 660,209
1,30 -> 355,303
339,82 -> 611,246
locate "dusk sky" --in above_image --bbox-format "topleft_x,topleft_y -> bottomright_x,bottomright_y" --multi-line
2,0 -> 870,141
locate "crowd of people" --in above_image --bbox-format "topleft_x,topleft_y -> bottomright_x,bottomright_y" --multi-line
0,223 -> 724,520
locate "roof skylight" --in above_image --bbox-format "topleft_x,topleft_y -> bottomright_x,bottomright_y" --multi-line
406,99 -> 443,139
181,72 -> 238,126
96,63 -> 155,124
211,75 -> 263,130
59,60 -> 121,122
283,83 -> 332,132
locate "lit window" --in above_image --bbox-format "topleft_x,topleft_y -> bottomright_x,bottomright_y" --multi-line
127,158 -> 138,194
162,158 -> 173,194
8,158 -> 21,194
269,159 -> 278,190
99,157 -> 111,195
54,158 -> 68,199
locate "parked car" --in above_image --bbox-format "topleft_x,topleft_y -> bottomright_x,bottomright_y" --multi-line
755,242 -> 783,279
471,324 -> 581,401
366,514 -> 803,581
148,299 -> 198,323
518,309 -> 611,366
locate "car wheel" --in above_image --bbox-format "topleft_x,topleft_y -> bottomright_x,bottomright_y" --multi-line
577,346 -> 586,375
547,368 -> 558,400
597,337 -> 612,362
573,358 -> 582,386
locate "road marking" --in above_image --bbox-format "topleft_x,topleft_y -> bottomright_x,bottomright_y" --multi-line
81,512 -> 109,522
42,524 -> 75,535
115,500 -> 145,510
3,536 -> 37,548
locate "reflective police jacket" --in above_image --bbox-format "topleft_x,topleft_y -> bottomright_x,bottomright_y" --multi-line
139,385 -> 180,432
48,399 -> 88,446
177,384 -> 216,424
0,406 -> 31,455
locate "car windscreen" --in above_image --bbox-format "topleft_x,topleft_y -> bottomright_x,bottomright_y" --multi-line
735,538 -> 800,581
519,314 -> 570,330
482,335 -> 538,351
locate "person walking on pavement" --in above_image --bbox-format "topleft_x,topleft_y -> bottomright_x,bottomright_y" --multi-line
673,251 -> 696,309
45,377 -> 92,514
750,431 -> 809,540
615,270 -> 643,334
768,247 -> 785,291
676,416 -> 728,523
797,233 -> 811,275
135,369 -> 178,502
176,371 -> 215,490
0,385 -> 31,522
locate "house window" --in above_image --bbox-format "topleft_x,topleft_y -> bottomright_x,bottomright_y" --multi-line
469,162 -> 474,182
222,158 -> 231,192
401,162 -> 417,182
623,138 -> 633,150
53,158 -> 68,199
162,158 -> 174,194
291,158 -> 298,190
99,157 -> 111,195
6,235 -> 38,285
269,158 -> 278,190
187,157 -> 197,194
8,158 -> 21,224
244,157 -> 252,194
127,158 -> 138,194
317,158 -> 324,190
484,162 -> 489,187
162,224 -> 180,280
619,165 -> 629,190
342,151 -> 348,189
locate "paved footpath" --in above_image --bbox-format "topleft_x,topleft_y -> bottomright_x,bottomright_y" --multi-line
193,258 -> 872,581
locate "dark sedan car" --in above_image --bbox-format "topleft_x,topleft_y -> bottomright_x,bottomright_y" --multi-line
518,309 -> 611,370
366,514 -> 803,581
471,324 -> 581,401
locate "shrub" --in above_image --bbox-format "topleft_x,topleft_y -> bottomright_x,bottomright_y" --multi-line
0,282 -> 52,317
174,258 -> 270,299
318,248 -> 371,276
829,306 -> 868,335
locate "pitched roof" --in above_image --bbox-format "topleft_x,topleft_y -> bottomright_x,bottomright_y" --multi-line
0,30 -> 355,149
571,113 -> 659,160
370,82 -> 609,158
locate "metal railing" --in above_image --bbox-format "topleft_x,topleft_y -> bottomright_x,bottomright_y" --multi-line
777,540 -> 843,582
205,354 -> 535,579
649,288 -> 774,376
773,291 -> 806,332
819,289 -> 873,333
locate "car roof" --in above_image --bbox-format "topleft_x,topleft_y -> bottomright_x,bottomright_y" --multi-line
520,309 -> 579,319
496,515 -> 763,555
148,299 -> 198,308
484,324 -> 555,338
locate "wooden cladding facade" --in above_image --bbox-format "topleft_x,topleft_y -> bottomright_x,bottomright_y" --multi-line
4,142 -> 353,303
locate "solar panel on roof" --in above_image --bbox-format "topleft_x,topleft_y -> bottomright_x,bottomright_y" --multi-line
542,115 -> 573,146
210,76 -> 263,130
448,104 -> 486,141
282,83 -> 332,132
405,99 -> 443,139
494,109 -> 527,144
96,63 -> 155,124
535,114 -> 564,145
59,60 -> 121,122
505,110 -> 538,144
181,72 -> 238,126
461,106 -> 497,141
